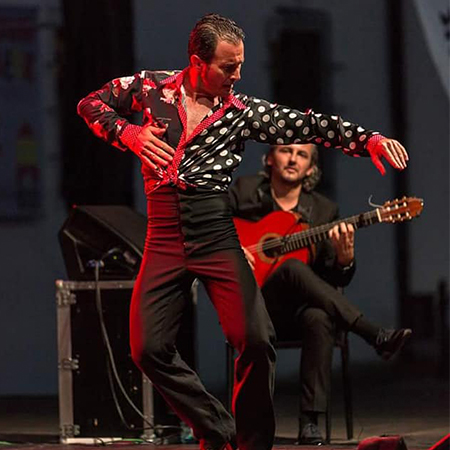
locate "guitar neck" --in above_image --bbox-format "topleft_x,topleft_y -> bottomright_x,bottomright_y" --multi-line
280,209 -> 381,254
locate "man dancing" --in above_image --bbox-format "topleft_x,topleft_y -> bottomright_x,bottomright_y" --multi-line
77,13 -> 408,450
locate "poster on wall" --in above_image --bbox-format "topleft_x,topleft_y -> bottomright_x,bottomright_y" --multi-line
0,7 -> 41,219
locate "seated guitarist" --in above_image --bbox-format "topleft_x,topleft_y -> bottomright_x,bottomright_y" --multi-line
229,143 -> 412,445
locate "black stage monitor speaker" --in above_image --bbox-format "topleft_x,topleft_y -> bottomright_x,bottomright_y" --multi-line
59,205 -> 147,280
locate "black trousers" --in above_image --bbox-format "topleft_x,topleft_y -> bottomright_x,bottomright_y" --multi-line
129,186 -> 276,450
261,259 -> 361,413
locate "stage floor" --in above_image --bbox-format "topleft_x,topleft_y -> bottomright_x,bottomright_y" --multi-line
0,362 -> 448,450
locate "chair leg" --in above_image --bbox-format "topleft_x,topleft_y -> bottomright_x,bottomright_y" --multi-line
341,336 -> 354,440
325,390 -> 332,443
226,342 -> 234,412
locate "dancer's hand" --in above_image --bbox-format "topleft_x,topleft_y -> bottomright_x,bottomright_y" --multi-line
130,123 -> 175,172
368,138 -> 408,176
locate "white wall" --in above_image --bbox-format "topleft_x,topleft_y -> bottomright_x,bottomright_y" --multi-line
0,0 -> 65,395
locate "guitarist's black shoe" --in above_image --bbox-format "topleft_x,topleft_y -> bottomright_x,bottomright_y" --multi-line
296,423 -> 324,445
375,328 -> 412,360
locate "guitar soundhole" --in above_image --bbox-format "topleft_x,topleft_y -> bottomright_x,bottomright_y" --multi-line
262,238 -> 282,258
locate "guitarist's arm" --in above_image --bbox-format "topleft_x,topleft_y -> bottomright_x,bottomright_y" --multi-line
242,246 -> 255,271
229,174 -> 269,222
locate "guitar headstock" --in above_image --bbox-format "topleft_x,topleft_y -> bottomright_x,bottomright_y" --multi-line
379,197 -> 424,223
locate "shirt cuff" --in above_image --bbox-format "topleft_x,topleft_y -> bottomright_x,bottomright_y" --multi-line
119,124 -> 142,150
366,134 -> 387,153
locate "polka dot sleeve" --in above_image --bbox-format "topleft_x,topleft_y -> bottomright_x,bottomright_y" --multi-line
241,96 -> 378,157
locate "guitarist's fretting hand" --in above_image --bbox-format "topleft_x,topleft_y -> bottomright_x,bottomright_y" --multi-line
329,222 -> 355,267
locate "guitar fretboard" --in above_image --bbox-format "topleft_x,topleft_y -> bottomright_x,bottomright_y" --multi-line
279,209 -> 380,255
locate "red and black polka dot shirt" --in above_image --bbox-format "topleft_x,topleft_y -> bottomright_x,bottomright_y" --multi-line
77,68 -> 382,194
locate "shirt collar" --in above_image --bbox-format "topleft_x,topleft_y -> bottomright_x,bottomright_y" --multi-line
160,67 -> 246,110
160,68 -> 187,89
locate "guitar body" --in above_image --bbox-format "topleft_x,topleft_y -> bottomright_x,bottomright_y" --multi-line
233,196 -> 424,287
233,211 -> 312,287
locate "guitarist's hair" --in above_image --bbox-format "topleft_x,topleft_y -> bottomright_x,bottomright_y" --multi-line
263,144 -> 322,192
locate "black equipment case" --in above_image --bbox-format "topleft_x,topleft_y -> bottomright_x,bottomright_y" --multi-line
56,279 -> 157,443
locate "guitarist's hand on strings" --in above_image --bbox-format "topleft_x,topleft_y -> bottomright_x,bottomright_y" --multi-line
329,222 -> 355,268
242,246 -> 255,271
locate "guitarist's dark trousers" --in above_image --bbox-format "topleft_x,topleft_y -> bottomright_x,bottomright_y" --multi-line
261,258 -> 362,413
129,185 -> 276,450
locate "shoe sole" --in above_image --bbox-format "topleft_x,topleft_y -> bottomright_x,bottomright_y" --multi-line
296,439 -> 324,446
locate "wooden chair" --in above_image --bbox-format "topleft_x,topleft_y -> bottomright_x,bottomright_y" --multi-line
225,329 -> 353,443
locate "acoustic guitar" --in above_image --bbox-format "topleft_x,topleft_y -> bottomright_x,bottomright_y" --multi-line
233,196 -> 423,287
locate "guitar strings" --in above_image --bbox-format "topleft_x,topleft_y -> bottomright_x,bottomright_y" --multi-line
244,222 -> 333,254
243,201 -> 415,255
243,210 -> 380,255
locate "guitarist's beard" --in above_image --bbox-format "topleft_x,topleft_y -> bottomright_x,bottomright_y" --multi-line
277,169 -> 307,188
